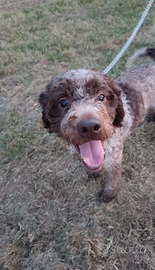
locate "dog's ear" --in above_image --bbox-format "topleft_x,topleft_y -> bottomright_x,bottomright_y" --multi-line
39,79 -> 75,133
103,75 -> 125,127
39,90 -> 52,132
112,83 -> 125,127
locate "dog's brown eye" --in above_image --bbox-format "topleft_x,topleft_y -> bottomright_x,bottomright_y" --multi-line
60,99 -> 68,108
98,94 -> 104,101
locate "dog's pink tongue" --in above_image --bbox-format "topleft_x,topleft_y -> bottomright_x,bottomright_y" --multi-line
79,140 -> 104,169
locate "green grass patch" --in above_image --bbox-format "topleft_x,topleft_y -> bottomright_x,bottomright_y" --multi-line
0,110 -> 36,165
0,0 -> 154,77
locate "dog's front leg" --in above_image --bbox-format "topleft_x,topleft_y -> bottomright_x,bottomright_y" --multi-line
98,145 -> 123,203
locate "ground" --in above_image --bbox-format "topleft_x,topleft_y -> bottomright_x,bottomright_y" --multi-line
0,0 -> 155,269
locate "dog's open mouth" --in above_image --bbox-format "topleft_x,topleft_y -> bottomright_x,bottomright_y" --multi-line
76,140 -> 104,170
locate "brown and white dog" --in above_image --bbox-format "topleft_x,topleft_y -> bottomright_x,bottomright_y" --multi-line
39,48 -> 155,203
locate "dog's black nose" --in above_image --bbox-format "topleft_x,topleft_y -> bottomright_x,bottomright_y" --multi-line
77,118 -> 101,138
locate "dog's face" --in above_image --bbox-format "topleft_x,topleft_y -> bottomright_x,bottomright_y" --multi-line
39,70 -> 125,171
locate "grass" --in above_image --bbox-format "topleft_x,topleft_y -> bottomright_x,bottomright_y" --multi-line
0,109 -> 37,165
0,0 -> 154,77
0,0 -> 155,269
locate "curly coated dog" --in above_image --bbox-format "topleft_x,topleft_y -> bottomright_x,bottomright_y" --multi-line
39,48 -> 155,203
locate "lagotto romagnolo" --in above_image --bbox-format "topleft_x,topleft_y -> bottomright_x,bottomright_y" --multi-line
39,48 -> 155,203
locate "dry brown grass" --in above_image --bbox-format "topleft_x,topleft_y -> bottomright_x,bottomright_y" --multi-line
0,0 -> 51,12
1,119 -> 155,269
0,0 -> 155,269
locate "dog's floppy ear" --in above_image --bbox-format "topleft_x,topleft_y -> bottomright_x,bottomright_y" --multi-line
103,75 -> 125,127
39,78 -> 75,133
112,83 -> 125,127
39,89 -> 52,132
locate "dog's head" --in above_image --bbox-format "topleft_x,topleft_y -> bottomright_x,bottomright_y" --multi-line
39,69 -> 125,171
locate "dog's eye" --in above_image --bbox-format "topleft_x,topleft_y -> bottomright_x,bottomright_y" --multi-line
60,99 -> 68,108
98,94 -> 104,101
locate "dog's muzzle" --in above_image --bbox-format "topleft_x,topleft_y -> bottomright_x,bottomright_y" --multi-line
76,118 -> 104,171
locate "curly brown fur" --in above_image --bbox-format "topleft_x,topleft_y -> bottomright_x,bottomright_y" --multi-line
39,62 -> 155,203
119,83 -> 145,129
47,79 -> 75,134
85,77 -> 125,127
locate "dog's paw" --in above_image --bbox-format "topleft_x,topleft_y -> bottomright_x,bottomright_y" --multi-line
98,189 -> 116,203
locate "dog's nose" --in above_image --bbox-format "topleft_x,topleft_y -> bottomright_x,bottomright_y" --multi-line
77,118 -> 101,138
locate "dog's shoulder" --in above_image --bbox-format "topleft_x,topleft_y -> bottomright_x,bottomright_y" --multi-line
114,64 -> 155,129
115,64 -> 155,87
